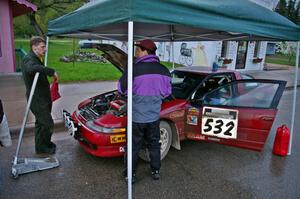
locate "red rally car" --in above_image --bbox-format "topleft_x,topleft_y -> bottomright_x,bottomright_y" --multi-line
63,44 -> 286,160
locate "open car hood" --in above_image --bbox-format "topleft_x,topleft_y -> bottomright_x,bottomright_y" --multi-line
96,44 -> 127,73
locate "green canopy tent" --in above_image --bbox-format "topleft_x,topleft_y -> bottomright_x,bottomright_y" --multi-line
47,0 -> 300,196
48,0 -> 300,41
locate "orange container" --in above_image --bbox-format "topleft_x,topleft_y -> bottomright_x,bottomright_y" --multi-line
272,125 -> 290,156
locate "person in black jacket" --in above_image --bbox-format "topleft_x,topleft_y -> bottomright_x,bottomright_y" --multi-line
0,99 -> 12,147
0,99 -> 3,125
118,39 -> 172,182
21,36 -> 59,154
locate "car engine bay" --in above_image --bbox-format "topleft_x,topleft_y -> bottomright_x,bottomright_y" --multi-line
77,91 -> 127,120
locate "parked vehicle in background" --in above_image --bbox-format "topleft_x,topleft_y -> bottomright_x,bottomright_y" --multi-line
78,40 -> 101,48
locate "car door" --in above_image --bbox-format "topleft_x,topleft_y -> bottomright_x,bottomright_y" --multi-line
184,73 -> 235,140
186,79 -> 286,151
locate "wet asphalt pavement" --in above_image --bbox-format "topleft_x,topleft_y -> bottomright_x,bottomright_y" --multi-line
0,89 -> 300,199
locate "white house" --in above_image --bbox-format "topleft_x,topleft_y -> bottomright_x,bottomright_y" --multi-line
0,0 -> 37,73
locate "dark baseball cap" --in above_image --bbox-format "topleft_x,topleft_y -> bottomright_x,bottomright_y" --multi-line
135,39 -> 157,52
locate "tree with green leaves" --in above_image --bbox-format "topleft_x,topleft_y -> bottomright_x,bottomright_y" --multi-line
14,0 -> 87,37
275,0 -> 299,62
275,0 -> 300,24
277,0 -> 287,16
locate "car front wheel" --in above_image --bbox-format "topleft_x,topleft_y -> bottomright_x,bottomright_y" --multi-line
139,121 -> 172,162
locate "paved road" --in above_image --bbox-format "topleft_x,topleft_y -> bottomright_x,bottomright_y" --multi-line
0,90 -> 299,199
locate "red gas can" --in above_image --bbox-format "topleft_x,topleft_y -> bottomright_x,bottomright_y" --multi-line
272,125 -> 290,156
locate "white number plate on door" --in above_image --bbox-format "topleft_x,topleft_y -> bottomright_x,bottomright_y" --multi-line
201,106 -> 238,139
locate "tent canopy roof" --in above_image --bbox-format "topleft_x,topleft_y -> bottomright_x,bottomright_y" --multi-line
11,0 -> 37,17
48,0 -> 300,41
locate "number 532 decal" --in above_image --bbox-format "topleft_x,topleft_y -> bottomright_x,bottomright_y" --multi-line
201,107 -> 238,139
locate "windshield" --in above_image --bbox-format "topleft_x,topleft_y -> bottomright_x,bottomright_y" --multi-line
171,70 -> 206,99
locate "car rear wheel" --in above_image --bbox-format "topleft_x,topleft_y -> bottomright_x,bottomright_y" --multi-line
139,121 -> 172,162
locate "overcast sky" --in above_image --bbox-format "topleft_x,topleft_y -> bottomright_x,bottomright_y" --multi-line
250,0 -> 279,10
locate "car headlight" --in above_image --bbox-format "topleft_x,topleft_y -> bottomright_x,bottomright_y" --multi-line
85,120 -> 126,134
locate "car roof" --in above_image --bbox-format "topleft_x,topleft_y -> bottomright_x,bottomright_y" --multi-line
174,66 -> 237,75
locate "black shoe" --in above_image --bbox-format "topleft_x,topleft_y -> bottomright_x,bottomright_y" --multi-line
151,170 -> 160,180
122,170 -> 136,184
36,146 -> 56,155
49,142 -> 56,149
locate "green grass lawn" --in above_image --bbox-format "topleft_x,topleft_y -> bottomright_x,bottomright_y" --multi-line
265,54 -> 299,66
15,39 -> 179,83
15,39 -> 122,83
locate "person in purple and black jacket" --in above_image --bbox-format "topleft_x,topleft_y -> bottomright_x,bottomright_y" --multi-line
118,39 -> 172,183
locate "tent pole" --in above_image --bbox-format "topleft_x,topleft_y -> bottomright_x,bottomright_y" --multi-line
288,42 -> 299,155
127,21 -> 133,199
170,25 -> 175,69
172,42 -> 175,69
73,39 -> 75,67
45,36 -> 49,67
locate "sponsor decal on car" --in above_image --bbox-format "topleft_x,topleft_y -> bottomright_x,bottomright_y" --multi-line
119,146 -> 125,152
201,106 -> 238,139
170,110 -> 185,119
110,134 -> 126,144
187,115 -> 198,125
188,106 -> 200,115
193,134 -> 206,140
207,137 -> 221,142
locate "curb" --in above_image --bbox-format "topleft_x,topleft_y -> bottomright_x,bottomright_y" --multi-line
9,120 -> 65,138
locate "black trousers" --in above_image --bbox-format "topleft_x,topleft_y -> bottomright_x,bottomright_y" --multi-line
125,120 -> 161,173
30,99 -> 54,152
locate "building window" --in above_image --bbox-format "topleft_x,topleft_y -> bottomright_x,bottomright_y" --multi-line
254,41 -> 260,57
235,41 -> 248,69
221,41 -> 228,57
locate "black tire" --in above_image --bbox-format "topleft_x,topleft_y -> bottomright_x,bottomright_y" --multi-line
139,121 -> 172,162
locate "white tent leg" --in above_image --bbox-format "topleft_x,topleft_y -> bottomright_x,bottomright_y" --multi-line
288,42 -> 299,155
172,42 -> 175,69
45,36 -> 49,67
127,21 -> 133,199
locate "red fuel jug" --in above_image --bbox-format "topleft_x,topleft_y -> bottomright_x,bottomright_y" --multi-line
272,125 -> 290,156
50,78 -> 61,102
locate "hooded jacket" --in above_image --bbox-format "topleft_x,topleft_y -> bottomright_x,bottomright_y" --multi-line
118,55 -> 171,123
